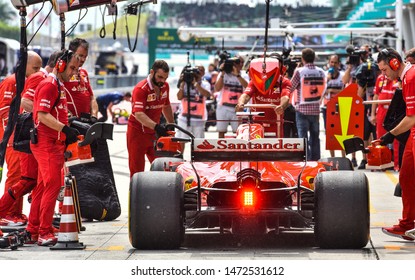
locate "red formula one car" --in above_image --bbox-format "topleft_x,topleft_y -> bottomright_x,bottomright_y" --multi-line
128,108 -> 370,250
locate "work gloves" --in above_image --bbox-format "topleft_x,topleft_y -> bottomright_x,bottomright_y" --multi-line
62,125 -> 80,145
380,131 -> 395,146
154,123 -> 169,138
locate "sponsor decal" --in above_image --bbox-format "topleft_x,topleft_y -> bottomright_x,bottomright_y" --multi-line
147,93 -> 156,102
194,138 -> 304,151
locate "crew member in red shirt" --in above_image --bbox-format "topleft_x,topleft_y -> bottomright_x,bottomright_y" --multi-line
127,60 -> 174,177
0,52 -> 59,234
235,55 -> 291,138
65,38 -> 98,119
26,50 -> 80,246
0,51 -> 42,231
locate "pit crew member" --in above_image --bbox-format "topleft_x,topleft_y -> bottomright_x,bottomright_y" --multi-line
127,60 -> 174,177
235,55 -> 291,138
0,51 -> 42,229
377,48 -> 415,240
26,50 -> 80,246
0,52 -> 59,231
65,38 -> 98,119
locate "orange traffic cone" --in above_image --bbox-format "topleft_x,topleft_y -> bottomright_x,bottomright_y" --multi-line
50,184 -> 85,250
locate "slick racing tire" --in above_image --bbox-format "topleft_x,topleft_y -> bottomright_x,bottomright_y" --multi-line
150,157 -> 183,172
314,171 -> 369,249
129,171 -> 184,249
319,157 -> 353,171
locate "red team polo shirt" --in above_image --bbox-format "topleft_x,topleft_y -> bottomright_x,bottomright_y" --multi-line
401,65 -> 415,136
22,69 -> 48,103
33,75 -> 68,141
0,74 -> 16,122
129,75 -> 170,134
244,77 -> 292,117
64,68 -> 93,117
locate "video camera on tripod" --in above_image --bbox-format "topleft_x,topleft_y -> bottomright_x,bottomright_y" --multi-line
345,45 -> 367,66
281,47 -> 301,78
182,65 -> 200,84
218,51 -> 241,74
177,52 -> 200,88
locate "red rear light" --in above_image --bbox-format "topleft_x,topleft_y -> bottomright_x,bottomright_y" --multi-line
243,190 -> 254,206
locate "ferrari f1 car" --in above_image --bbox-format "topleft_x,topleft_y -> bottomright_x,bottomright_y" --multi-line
128,108 -> 370,250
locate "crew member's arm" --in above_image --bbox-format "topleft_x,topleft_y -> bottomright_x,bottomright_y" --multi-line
370,94 -> 378,125
134,112 -> 159,130
90,96 -> 98,118
235,93 -> 251,112
37,111 -> 65,131
275,78 -> 292,114
21,97 -> 34,112
275,95 -> 290,115
390,115 -> 415,136
162,104 -> 174,124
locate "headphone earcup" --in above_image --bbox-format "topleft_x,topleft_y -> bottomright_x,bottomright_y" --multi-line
389,58 -> 400,71
55,59 -> 67,73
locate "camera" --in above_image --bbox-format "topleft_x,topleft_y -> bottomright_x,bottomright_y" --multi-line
218,51 -> 240,74
223,57 -> 241,74
355,60 -> 377,87
281,47 -> 301,78
182,65 -> 200,84
345,45 -> 367,66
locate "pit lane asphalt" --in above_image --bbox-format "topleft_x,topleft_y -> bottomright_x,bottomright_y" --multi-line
0,123 -> 413,260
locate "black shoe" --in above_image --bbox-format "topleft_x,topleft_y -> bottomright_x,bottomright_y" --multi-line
358,160 -> 367,170
351,158 -> 358,167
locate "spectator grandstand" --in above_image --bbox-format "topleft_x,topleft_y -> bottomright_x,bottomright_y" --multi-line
157,2 -> 335,28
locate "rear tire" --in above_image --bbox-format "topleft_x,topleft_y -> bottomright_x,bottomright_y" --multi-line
129,172 -> 184,249
150,157 -> 183,172
319,157 -> 353,171
314,171 -> 369,249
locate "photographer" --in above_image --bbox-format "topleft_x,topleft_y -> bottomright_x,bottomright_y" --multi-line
176,65 -> 211,149
355,44 -> 379,169
214,55 -> 248,138
342,44 -> 378,168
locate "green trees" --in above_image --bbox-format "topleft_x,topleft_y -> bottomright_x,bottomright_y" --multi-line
0,0 -> 19,40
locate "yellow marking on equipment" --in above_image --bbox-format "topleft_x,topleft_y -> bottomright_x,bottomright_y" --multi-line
334,97 -> 354,149
86,246 -> 124,251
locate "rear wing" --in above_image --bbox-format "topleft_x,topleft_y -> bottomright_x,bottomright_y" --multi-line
191,138 -> 306,162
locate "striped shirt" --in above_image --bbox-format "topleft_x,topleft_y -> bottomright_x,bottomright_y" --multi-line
291,63 -> 326,115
